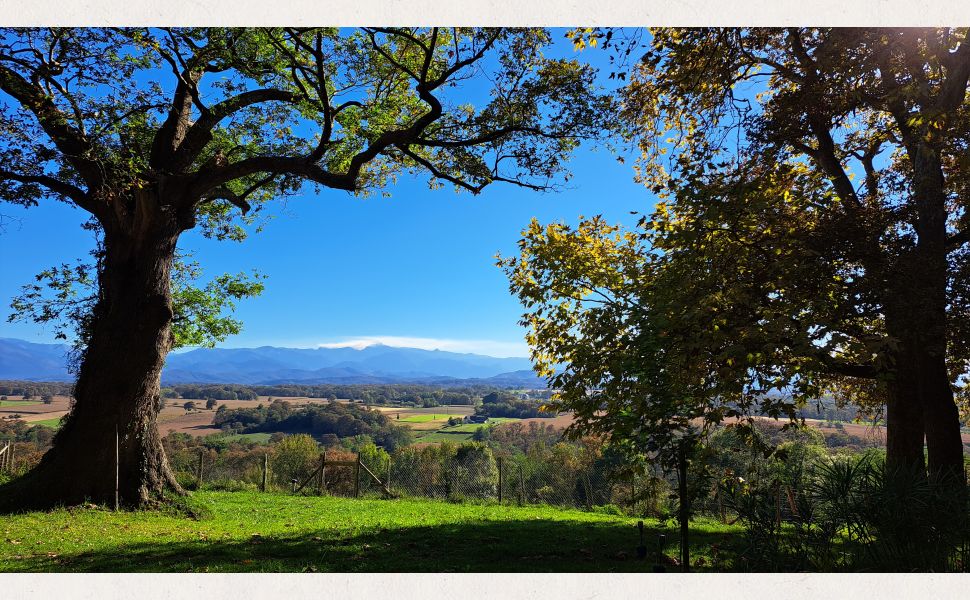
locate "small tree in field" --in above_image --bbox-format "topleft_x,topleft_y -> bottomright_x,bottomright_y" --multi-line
205,398 -> 217,410
182,401 -> 196,413
40,394 -> 54,405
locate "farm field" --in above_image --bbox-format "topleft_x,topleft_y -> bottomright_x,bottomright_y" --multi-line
0,491 -> 740,572
0,400 -> 40,407
7,393 -> 961,449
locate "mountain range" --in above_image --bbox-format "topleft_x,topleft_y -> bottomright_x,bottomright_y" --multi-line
0,337 -> 543,387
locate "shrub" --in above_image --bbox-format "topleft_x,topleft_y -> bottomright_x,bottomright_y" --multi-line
271,434 -> 320,488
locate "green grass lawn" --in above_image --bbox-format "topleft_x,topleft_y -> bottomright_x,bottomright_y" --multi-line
399,414 -> 449,423
0,492 -> 741,572
0,400 -> 39,407
440,418 -> 520,433
29,418 -> 62,429
413,431 -> 475,443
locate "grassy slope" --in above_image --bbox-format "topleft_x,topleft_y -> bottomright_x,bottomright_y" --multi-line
0,492 -> 740,573
28,418 -> 62,429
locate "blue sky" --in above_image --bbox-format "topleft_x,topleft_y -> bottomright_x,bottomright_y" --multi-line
0,30 -> 656,358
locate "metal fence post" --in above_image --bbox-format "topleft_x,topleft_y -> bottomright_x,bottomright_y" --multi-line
678,446 -> 689,573
497,456 -> 504,504
354,452 -> 361,498
386,457 -> 392,495
518,463 -> 525,506
114,426 -> 119,512
261,453 -> 268,492
197,449 -> 204,490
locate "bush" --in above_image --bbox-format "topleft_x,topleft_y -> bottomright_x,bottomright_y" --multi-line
449,443 -> 498,499
205,479 -> 259,492
591,504 -> 624,516
271,434 -> 320,488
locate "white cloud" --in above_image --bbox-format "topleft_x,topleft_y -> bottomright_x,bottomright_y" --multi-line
315,335 -> 529,358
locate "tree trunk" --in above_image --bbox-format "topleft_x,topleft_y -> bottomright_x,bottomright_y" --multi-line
885,365 -> 926,476
885,278 -> 965,484
0,194 -> 184,510
907,141 -> 967,486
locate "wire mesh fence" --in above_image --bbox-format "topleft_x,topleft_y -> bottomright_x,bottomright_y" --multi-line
168,445 -> 678,516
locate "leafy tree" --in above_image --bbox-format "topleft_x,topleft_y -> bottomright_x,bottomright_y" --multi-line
0,27 -> 611,508
271,433 -> 319,488
182,401 -> 195,412
205,398 -> 217,410
40,394 -> 53,405
509,28 -> 970,484
449,443 -> 498,498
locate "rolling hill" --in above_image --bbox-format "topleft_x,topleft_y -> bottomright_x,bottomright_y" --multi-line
0,337 -> 541,387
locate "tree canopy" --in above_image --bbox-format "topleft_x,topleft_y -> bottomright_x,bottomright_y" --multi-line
505,28 -> 970,477
0,27 -> 616,509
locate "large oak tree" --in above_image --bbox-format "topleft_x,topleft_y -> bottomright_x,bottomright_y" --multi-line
505,28 -> 970,484
0,27 -> 611,508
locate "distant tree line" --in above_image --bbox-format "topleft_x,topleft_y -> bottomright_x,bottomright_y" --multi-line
159,383 -> 500,406
475,391 -> 556,419
161,384 -> 258,401
0,381 -> 72,398
213,399 -> 413,451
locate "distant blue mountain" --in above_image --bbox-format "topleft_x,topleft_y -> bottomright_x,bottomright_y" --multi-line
0,338 -> 72,381
0,338 -> 541,387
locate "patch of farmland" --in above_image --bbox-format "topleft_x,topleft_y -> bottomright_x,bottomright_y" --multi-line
440,417 -> 520,433
0,400 -> 40,407
413,431 -> 475,443
0,395 -> 73,420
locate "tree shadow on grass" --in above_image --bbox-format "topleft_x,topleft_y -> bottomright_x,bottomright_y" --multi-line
7,518 -> 738,573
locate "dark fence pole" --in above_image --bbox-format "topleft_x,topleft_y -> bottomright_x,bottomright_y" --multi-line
497,457 -> 504,504
678,446 -> 689,573
114,426 -> 119,512
354,453 -> 361,498
386,457 -> 392,495
197,449 -> 204,490
316,453 -> 324,495
261,453 -> 268,492
518,463 -> 525,506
